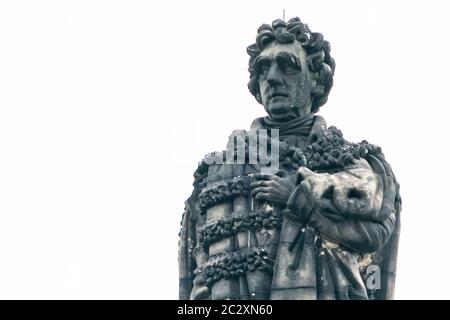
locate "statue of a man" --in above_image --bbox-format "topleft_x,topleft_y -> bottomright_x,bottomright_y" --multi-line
179,17 -> 401,300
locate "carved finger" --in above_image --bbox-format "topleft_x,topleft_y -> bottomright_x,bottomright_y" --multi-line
255,192 -> 271,201
251,186 -> 272,196
250,181 -> 270,188
276,169 -> 289,178
254,173 -> 276,181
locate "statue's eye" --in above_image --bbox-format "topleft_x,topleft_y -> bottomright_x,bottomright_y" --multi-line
277,52 -> 301,75
255,58 -> 271,77
283,64 -> 297,75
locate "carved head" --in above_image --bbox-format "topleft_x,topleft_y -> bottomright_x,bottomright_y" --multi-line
247,17 -> 335,120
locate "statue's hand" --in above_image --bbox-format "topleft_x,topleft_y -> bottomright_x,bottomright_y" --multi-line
250,171 -> 296,207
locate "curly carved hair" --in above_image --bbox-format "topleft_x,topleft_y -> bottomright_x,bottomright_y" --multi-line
247,17 -> 335,113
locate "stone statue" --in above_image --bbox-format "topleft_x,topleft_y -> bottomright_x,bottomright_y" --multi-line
178,17 -> 401,300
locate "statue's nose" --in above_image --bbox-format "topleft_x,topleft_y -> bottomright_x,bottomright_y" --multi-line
266,63 -> 283,87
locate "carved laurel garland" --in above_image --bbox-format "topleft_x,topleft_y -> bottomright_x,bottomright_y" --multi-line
198,175 -> 252,216
198,210 -> 282,248
304,126 -> 384,172
196,248 -> 274,288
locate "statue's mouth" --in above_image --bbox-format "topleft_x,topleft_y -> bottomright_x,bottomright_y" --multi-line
269,92 -> 288,100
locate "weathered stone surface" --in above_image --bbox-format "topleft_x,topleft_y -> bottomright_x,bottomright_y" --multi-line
271,228 -> 316,291
246,270 -> 272,300
211,278 -> 240,300
208,237 -> 234,256
206,202 -> 232,225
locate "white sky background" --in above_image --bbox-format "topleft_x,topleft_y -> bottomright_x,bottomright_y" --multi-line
0,0 -> 448,299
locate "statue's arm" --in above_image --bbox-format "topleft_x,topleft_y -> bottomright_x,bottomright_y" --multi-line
286,158 -> 396,253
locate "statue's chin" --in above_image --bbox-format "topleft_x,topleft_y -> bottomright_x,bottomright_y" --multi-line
267,104 -> 296,121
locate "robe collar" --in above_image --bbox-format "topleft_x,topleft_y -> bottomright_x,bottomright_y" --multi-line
250,114 -> 327,145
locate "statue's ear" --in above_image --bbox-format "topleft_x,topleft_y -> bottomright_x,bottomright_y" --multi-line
311,85 -> 325,97
310,78 -> 324,97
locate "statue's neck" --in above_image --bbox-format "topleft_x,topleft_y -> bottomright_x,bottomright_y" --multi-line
261,114 -> 315,136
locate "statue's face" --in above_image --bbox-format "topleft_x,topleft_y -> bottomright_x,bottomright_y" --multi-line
256,41 -> 313,121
